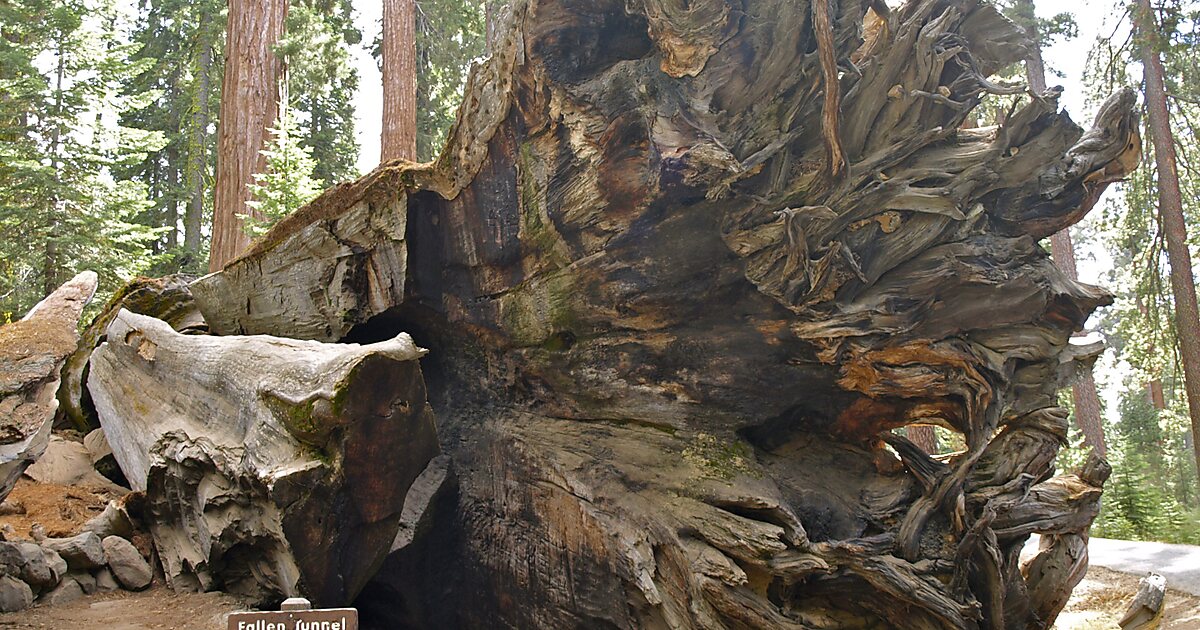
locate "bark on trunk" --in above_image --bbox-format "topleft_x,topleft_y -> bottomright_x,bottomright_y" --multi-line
1137,0 -> 1200,494
191,0 -> 1141,627
87,310 -> 439,606
184,42 -> 211,256
381,0 -> 417,162
209,0 -> 287,272
0,272 -> 97,503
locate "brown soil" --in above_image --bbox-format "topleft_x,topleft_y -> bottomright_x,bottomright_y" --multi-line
0,478 -> 119,539
0,586 -> 249,629
1056,566 -> 1200,629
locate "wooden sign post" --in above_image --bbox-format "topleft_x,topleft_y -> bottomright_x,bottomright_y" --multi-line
228,598 -> 358,630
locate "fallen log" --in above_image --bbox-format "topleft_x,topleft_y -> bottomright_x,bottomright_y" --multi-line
57,275 -> 205,432
191,0 -> 1139,626
86,310 -> 439,606
0,271 -> 97,503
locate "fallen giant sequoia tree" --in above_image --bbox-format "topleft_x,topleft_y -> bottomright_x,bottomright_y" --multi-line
186,0 -> 1139,627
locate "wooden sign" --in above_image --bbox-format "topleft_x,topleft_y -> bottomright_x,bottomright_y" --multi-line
228,598 -> 358,630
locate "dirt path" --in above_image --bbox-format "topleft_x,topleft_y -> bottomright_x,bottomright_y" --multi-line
0,586 -> 249,629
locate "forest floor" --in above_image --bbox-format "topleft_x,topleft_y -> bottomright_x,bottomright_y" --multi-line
2,480 -> 1197,628
0,562 -> 1193,628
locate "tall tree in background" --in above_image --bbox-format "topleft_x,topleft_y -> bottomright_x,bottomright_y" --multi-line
123,0 -> 224,271
209,0 -> 287,271
381,0 -> 417,161
1002,0 -> 1108,457
414,0 -> 485,160
1135,0 -> 1200,492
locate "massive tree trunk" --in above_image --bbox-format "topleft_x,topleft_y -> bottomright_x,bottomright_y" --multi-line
381,0 -> 417,162
190,0 -> 1140,627
1137,0 -> 1200,493
209,0 -> 287,272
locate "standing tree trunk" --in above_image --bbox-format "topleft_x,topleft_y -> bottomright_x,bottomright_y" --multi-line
1137,0 -> 1200,491
1016,0 -> 1108,458
209,0 -> 287,272
184,41 -> 212,257
381,0 -> 417,162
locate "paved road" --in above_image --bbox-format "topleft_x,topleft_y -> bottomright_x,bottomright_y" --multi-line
1025,535 -> 1200,596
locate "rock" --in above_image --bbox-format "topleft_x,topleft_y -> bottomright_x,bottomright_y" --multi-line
88,310 -> 439,605
0,271 -> 98,503
42,532 -> 105,570
83,429 -> 112,464
0,499 -> 24,516
72,570 -> 97,595
38,576 -> 83,606
101,536 -> 151,591
82,500 -> 135,540
0,541 -> 54,591
24,435 -> 115,488
93,567 -> 118,592
28,523 -> 45,542
42,548 -> 66,584
0,575 -> 33,612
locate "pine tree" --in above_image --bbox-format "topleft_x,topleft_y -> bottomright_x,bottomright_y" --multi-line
121,0 -> 224,272
414,0 -> 485,161
243,102 -> 321,238
279,0 -> 361,186
1135,0 -> 1200,498
0,0 -> 165,317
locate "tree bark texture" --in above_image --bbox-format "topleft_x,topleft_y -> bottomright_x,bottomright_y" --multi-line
1137,0 -> 1200,494
381,0 -> 417,162
57,275 -> 206,432
0,272 -> 96,503
192,0 -> 1141,627
209,0 -> 287,272
185,42 -> 212,256
87,310 -> 439,606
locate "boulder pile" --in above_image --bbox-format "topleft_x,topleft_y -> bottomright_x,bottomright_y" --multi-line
0,505 -> 151,612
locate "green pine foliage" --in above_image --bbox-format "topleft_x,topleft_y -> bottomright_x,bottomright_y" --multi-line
281,0 -> 362,186
121,0 -> 224,274
243,103 -> 322,238
0,0 -> 166,319
413,0 -> 487,161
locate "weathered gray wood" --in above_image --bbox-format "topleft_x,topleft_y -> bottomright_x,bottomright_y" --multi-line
87,310 -> 439,606
192,0 -> 1139,626
0,271 -> 97,503
192,190 -> 408,341
1119,573 -> 1166,630
58,275 -> 205,432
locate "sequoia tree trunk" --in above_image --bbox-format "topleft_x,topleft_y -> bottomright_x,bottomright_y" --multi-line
1137,0 -> 1200,493
209,0 -> 287,272
381,0 -> 417,162
191,0 -> 1141,627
